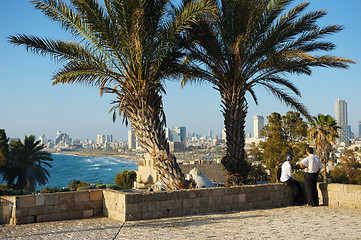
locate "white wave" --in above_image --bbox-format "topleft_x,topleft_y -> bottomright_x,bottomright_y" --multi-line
91,164 -> 101,167
88,167 -> 99,170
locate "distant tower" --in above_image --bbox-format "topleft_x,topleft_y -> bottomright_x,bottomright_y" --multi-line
208,130 -> 213,139
39,134 -> 46,145
171,126 -> 187,144
222,129 -> 226,140
335,99 -> 348,143
128,130 -> 136,150
253,115 -> 264,139
359,120 -> 361,138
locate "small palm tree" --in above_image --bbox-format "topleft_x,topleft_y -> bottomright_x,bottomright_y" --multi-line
4,135 -> 53,194
8,0 -> 216,189
180,0 -> 354,185
308,114 -> 340,182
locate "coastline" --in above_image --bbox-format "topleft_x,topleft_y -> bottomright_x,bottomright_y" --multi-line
47,149 -> 142,162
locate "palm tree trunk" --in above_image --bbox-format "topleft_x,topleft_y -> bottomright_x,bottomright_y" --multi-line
221,90 -> 250,186
129,101 -> 186,190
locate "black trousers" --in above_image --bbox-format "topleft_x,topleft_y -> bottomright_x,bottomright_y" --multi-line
285,178 -> 304,205
304,172 -> 319,206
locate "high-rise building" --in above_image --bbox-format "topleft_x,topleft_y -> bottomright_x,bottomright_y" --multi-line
208,130 -> 213,139
128,130 -> 136,150
335,99 -> 349,143
168,126 -> 187,143
359,120 -> 361,138
253,115 -> 264,139
222,129 -> 226,140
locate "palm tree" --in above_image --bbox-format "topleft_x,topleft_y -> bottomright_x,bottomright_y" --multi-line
308,114 -> 340,183
180,0 -> 354,186
3,135 -> 53,194
8,0 -> 216,189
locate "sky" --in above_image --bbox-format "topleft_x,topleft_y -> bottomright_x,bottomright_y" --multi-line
1,0 -> 361,141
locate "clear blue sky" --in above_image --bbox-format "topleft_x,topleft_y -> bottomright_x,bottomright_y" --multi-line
1,1 -> 360,141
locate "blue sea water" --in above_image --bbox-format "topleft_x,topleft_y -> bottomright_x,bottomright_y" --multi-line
40,153 -> 139,189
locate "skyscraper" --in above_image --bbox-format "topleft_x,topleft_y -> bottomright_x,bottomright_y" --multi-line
128,130 -> 136,150
358,120 -> 361,138
335,99 -> 348,143
253,115 -> 264,139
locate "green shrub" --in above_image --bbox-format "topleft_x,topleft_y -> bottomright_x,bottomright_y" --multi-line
106,184 -> 124,190
77,186 -> 95,191
96,184 -> 106,189
114,170 -> 137,189
40,186 -> 70,194
68,179 -> 90,191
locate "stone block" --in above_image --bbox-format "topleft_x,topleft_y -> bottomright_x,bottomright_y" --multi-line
28,206 -> 43,216
137,202 -> 148,212
160,200 -> 173,211
126,203 -> 138,213
346,184 -> 361,194
54,203 -> 71,213
151,192 -> 167,202
18,196 -> 35,208
148,201 -> 161,212
75,191 -> 90,202
193,198 -> 201,208
126,193 -> 143,203
239,194 -> 246,203
37,213 -> 62,222
15,207 -> 29,217
83,209 -> 94,218
45,194 -> 60,206
93,200 -> 103,209
173,199 -> 183,209
182,199 -> 194,209
209,188 -> 224,196
16,216 -> 34,225
62,210 -> 83,220
126,211 -> 142,221
36,195 -> 45,206
43,205 -> 56,214
327,184 -> 344,192
94,207 -> 103,216
151,210 -> 163,219
90,190 -> 103,201
59,192 -> 75,204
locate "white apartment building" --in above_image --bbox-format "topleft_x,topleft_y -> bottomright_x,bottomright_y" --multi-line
335,99 -> 349,144
253,115 -> 264,139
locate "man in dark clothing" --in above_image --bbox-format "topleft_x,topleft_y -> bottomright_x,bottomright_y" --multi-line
299,147 -> 323,206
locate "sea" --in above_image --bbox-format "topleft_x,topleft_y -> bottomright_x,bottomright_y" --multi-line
39,153 -> 139,190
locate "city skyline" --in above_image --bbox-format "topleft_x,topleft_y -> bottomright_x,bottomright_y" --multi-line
1,1 -> 361,141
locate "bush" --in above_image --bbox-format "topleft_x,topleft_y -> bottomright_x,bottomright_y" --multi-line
96,184 -> 106,189
106,184 -> 125,190
77,186 -> 95,191
68,179 -> 90,191
40,186 -> 70,194
114,170 -> 137,189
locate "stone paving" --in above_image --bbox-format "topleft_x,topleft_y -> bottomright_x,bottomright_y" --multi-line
1,206 -> 361,239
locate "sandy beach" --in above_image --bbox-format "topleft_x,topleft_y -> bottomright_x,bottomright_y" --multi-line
47,149 -> 142,162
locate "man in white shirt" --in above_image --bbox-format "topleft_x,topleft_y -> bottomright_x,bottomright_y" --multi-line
299,147 -> 323,206
280,154 -> 304,205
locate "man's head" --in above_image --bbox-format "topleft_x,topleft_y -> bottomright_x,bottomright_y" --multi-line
306,147 -> 314,155
286,154 -> 293,161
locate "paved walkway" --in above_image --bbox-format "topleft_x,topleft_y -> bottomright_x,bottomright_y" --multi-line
1,206 -> 361,239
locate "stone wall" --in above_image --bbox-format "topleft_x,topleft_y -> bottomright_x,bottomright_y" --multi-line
0,189 -> 103,225
3,183 -> 361,225
103,184 -> 293,222
318,183 -> 361,210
